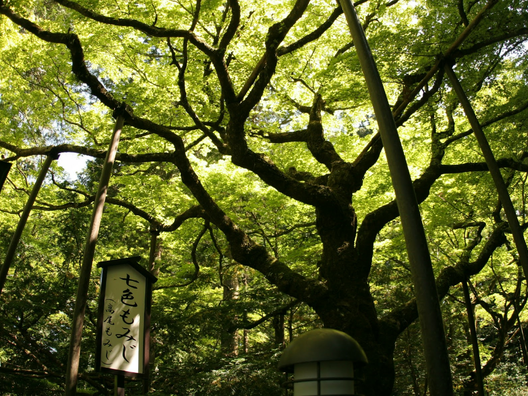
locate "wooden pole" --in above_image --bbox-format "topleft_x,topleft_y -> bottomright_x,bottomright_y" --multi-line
445,63 -> 528,282
0,153 -> 58,294
65,113 -> 125,396
338,1 -> 454,394
115,374 -> 125,396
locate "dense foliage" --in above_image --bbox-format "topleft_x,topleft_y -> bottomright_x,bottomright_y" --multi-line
0,0 -> 527,394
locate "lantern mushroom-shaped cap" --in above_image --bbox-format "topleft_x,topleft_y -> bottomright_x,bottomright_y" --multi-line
278,328 -> 368,372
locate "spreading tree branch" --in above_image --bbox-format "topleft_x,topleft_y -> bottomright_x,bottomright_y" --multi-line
380,221 -> 509,342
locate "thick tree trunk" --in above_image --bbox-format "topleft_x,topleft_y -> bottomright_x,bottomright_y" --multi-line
313,291 -> 395,396
311,200 -> 395,395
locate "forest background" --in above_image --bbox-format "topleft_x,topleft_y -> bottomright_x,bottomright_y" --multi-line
0,0 -> 527,394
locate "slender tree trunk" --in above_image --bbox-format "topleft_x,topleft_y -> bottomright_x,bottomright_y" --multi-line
65,114 -> 124,396
144,228 -> 161,394
221,266 -> 239,357
514,306 -> 528,365
287,309 -> 294,343
148,228 -> 161,278
273,313 -> 285,348
243,310 -> 249,354
462,279 -> 485,396
512,268 -> 528,365
0,153 -> 57,294
404,328 -> 422,396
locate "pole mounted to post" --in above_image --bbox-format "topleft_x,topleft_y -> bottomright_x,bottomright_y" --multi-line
65,104 -> 129,396
337,1 -> 454,394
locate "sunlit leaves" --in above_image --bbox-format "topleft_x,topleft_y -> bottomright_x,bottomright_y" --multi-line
0,0 -> 528,393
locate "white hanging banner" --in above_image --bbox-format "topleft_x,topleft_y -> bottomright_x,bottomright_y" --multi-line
96,257 -> 157,376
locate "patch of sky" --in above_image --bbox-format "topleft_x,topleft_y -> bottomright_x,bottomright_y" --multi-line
57,152 -> 88,180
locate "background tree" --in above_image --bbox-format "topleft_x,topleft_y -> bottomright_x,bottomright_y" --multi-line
0,0 -> 527,394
